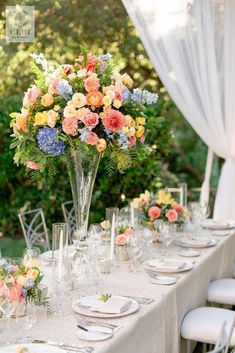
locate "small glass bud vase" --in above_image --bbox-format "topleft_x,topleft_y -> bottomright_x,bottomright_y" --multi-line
116,245 -> 129,261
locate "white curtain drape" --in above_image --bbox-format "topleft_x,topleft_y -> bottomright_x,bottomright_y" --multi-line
122,0 -> 235,220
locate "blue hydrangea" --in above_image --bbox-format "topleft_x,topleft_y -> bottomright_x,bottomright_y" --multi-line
25,278 -> 35,289
104,128 -> 114,140
57,79 -> 73,100
118,133 -> 130,150
37,127 -> 65,156
129,88 -> 158,105
78,129 -> 89,142
99,53 -> 112,61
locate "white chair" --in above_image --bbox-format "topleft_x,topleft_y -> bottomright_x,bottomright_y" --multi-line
181,307 -> 235,353
166,183 -> 187,206
61,201 -> 75,243
207,278 -> 235,306
18,208 -> 50,251
207,322 -> 230,353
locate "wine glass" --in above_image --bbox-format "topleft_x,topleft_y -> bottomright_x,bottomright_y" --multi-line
15,302 -> 37,342
159,223 -> 175,257
23,247 -> 41,268
0,287 -> 18,342
127,235 -> 142,273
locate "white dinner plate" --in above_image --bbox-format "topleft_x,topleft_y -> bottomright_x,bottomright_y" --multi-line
72,295 -> 139,318
143,259 -> 194,273
202,220 -> 235,230
40,247 -> 76,262
176,237 -> 217,248
76,328 -> 113,341
150,275 -> 177,285
211,230 -> 231,237
178,249 -> 200,257
0,343 -> 64,353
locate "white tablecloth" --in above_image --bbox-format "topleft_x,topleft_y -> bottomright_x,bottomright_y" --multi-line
4,231 -> 235,353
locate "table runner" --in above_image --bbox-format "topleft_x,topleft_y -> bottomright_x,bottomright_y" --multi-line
3,232 -> 235,353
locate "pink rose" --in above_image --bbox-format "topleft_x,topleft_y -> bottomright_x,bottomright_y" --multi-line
26,161 -> 43,170
48,78 -> 60,94
114,89 -> 123,102
23,87 -> 41,106
128,136 -> 136,147
84,131 -> 99,145
84,76 -> 100,92
102,109 -> 125,132
62,117 -> 78,136
115,234 -> 127,246
83,112 -> 99,127
172,202 -> 184,213
166,209 -> 178,222
148,206 -> 161,220
124,228 -> 133,237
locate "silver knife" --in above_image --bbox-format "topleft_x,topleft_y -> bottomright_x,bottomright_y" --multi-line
32,339 -> 93,352
77,323 -> 113,334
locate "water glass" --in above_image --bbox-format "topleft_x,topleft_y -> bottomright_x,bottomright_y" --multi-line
96,244 -> 111,275
159,223 -> 175,257
16,302 -> 37,341
127,235 -> 142,273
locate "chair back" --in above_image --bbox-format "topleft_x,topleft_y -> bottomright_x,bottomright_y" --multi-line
207,321 -> 233,353
167,184 -> 187,206
18,208 -> 50,251
61,201 -> 76,243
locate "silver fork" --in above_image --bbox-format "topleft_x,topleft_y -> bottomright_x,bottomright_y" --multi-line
77,316 -> 119,330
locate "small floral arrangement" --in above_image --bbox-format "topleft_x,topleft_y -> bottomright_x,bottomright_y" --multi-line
132,190 -> 188,225
0,258 -> 44,304
10,48 -> 158,179
115,226 -> 133,246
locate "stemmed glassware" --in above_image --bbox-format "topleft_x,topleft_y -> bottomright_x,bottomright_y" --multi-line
159,223 -> 175,257
0,285 -> 18,343
127,233 -> 143,273
189,202 -> 210,237
15,301 -> 37,342
23,247 -> 41,268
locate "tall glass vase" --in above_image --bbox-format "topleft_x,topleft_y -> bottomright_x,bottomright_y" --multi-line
66,149 -> 100,249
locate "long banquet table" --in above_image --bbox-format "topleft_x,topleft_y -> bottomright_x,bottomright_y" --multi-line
5,231 -> 235,353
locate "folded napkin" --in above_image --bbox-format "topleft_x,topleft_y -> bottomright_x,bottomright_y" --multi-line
90,296 -> 132,314
153,260 -> 186,271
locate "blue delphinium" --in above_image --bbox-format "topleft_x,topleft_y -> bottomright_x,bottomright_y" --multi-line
78,129 -> 89,142
37,127 -> 65,156
99,53 -> 112,61
122,87 -> 131,101
57,79 -> 73,100
117,132 -> 130,150
104,128 -> 114,140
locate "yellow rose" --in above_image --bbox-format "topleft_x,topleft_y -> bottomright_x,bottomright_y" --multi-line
125,115 -> 135,127
47,110 -> 58,128
96,138 -> 107,153
122,73 -> 133,88
34,111 -> 48,126
54,105 -> 61,112
121,126 -> 129,134
102,95 -> 112,106
76,108 -> 90,120
17,275 -> 28,287
132,198 -> 141,209
72,93 -> 86,108
25,258 -> 40,269
27,268 -> 39,280
113,99 -> 122,109
41,93 -> 54,107
136,117 -> 146,125
135,126 -> 145,138
126,126 -> 136,137
106,90 -> 115,100
64,105 -> 77,118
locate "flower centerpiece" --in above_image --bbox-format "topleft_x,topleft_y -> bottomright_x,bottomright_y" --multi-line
115,226 -> 133,261
132,190 -> 189,241
10,48 -> 158,243
0,259 -> 44,310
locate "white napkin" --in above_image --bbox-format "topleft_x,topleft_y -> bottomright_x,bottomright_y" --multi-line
90,297 -> 132,314
180,238 -> 210,247
202,220 -> 230,230
152,260 -> 186,271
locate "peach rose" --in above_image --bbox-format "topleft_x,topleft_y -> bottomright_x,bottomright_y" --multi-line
96,138 -> 107,153
64,105 -> 77,118
41,93 -> 54,107
166,209 -> 178,222
9,283 -> 22,303
172,202 -> 184,213
115,234 -> 127,246
47,110 -> 58,127
84,75 -> 100,92
84,131 -> 99,145
86,91 -> 103,107
124,227 -> 133,237
86,54 -> 104,72
83,112 -> 99,127
76,108 -> 90,121
102,109 -> 125,132
16,114 -> 28,132
63,64 -> 74,75
62,117 -> 78,136
26,161 -> 43,170
23,87 -> 41,106
148,206 -> 161,220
